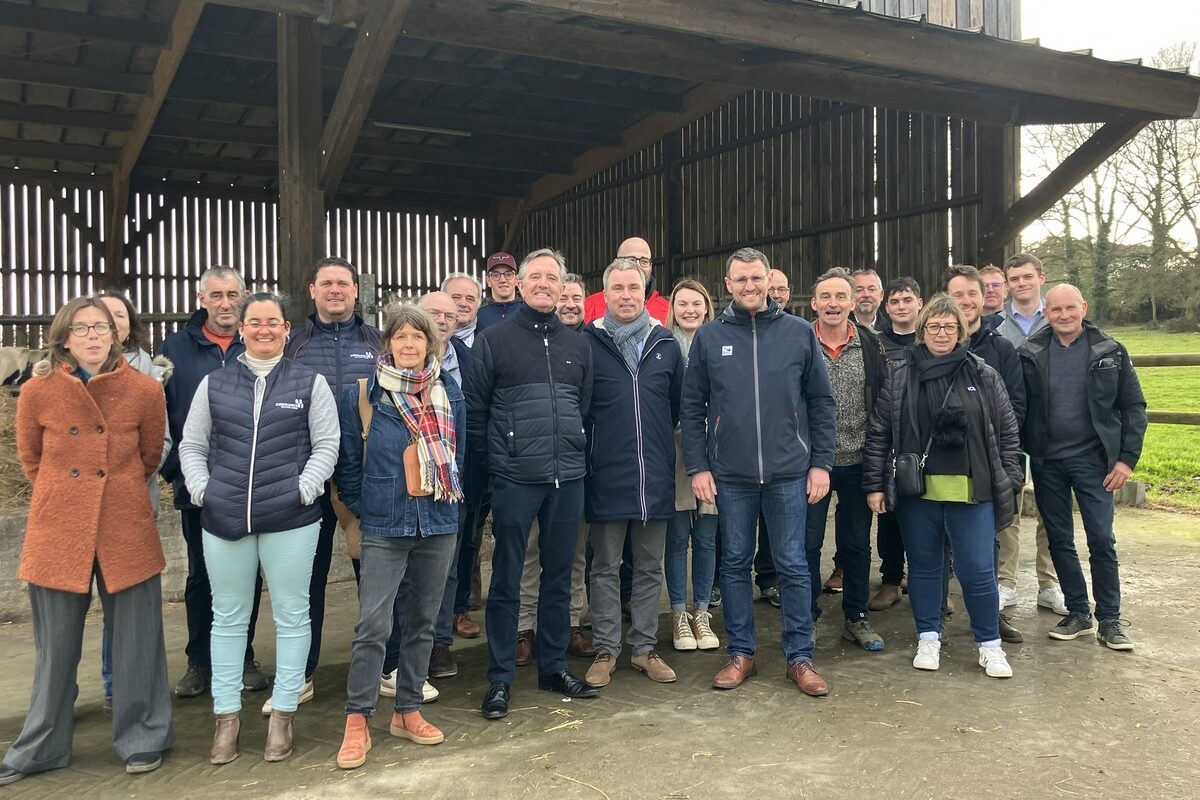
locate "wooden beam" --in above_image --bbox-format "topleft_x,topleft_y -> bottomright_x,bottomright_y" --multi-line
115,0 -> 207,185
506,0 -> 1200,119
206,0 -> 366,23
319,0 -> 414,193
975,123 -> 1020,266
0,57 -> 152,96
0,1 -> 171,46
0,137 -> 119,164
0,167 -> 107,188
277,13 -> 325,318
500,200 -> 527,254
189,28 -> 684,111
102,175 -> 130,290
978,120 -> 1148,255
0,102 -> 134,132
522,83 -> 742,210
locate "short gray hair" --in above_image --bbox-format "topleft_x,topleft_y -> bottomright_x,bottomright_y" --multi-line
518,248 -> 567,281
813,267 -> 854,295
563,272 -> 585,288
440,271 -> 483,296
726,247 -> 770,275
602,257 -> 646,290
198,265 -> 245,295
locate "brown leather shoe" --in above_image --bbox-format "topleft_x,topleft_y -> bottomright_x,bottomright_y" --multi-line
210,712 -> 240,765
336,713 -> 372,770
869,584 -> 903,611
823,567 -> 844,593
787,660 -> 830,697
568,626 -> 596,658
515,629 -> 535,667
263,710 -> 294,762
712,655 -> 756,689
454,612 -> 481,639
631,651 -> 677,683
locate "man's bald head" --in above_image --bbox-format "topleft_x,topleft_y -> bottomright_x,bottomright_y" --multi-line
616,237 -> 653,268
1044,283 -> 1088,344
418,291 -> 458,343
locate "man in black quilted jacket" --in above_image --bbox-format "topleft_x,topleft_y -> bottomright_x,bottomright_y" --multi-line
464,248 -> 598,720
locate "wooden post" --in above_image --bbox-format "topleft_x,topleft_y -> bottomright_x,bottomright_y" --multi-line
276,13 -> 324,320
663,132 -> 683,288
975,123 -> 1019,266
101,175 -> 130,290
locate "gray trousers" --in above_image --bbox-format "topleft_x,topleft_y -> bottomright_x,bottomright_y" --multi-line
4,573 -> 174,774
345,533 -> 457,715
590,520 -> 668,657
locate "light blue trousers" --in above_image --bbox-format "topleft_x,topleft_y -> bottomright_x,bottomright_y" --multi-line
203,523 -> 319,715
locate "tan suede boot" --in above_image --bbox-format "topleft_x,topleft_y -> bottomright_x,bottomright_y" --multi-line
336,713 -> 372,770
210,713 -> 240,765
263,710 -> 294,762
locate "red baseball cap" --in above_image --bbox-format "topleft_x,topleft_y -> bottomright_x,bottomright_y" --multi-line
486,252 -> 517,271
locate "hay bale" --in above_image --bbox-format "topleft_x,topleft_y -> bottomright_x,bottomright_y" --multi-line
0,392 -> 30,511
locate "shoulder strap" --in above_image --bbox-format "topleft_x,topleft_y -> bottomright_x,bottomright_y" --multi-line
357,378 -> 373,467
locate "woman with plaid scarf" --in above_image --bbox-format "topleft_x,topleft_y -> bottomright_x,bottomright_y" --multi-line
332,304 -> 466,769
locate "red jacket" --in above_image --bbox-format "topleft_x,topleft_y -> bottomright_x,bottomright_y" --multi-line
583,290 -> 670,325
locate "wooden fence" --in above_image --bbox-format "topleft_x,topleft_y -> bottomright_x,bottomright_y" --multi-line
0,180 -> 489,349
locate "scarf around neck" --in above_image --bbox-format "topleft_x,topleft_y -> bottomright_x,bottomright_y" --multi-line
604,308 -> 651,373
377,355 -> 462,502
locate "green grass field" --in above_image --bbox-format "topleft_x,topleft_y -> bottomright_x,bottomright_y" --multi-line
1109,326 -> 1200,512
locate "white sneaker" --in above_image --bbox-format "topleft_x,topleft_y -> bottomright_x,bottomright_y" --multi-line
1037,586 -> 1069,616
998,584 -> 1018,609
422,679 -> 439,703
261,678 -> 314,716
380,669 -> 397,698
978,645 -> 1013,678
691,609 -> 720,650
912,639 -> 941,671
672,610 -> 697,651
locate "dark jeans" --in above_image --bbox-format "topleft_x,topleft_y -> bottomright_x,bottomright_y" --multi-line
485,476 -> 584,684
804,463 -> 873,621
754,513 -> 777,590
877,512 -> 905,585
434,503 -> 471,645
304,489 -> 339,679
716,477 -> 814,664
1032,452 -> 1121,620
181,507 -> 261,668
454,494 -> 490,614
895,498 -> 999,644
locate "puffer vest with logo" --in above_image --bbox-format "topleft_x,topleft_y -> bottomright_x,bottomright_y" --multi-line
201,358 -> 320,539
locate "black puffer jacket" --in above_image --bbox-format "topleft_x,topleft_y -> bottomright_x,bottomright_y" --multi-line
862,350 -> 1024,531
967,324 -> 1026,425
464,303 -> 592,485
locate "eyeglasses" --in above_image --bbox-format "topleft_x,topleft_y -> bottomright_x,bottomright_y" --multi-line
427,310 -> 458,322
629,256 -> 653,268
487,269 -> 516,280
242,320 -> 286,330
730,274 -> 767,286
923,323 -> 960,335
69,322 -> 112,337
983,282 -> 1005,290
767,286 -> 790,296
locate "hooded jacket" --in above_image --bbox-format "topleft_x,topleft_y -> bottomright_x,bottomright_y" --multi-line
680,298 -> 836,484
583,319 -> 683,523
464,303 -> 592,485
1018,321 -> 1147,471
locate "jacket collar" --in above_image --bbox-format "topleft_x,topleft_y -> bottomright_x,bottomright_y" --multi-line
310,312 -> 362,335
513,302 -> 562,332
1023,319 -> 1115,359
185,308 -> 243,346
719,297 -> 784,326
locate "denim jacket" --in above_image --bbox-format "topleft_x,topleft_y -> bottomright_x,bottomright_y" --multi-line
333,372 -> 466,538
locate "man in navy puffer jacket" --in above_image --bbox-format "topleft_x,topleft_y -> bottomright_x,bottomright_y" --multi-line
582,258 -> 683,688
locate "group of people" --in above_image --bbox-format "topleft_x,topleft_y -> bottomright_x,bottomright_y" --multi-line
2,241 -> 1147,786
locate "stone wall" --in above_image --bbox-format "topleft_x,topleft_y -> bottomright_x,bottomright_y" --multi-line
0,507 -> 356,622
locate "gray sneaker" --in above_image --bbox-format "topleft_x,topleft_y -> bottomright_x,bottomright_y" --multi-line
1097,619 -> 1134,651
842,619 -> 885,651
1048,611 -> 1096,640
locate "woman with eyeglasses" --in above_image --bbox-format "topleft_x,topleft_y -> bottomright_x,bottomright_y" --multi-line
2,298 -> 172,786
179,292 -> 339,765
862,294 -> 1023,679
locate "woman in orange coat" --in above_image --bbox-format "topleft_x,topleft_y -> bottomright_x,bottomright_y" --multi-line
0,297 -> 173,788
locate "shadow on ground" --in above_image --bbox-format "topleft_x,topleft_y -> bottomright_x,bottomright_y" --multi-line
1,508 -> 1198,799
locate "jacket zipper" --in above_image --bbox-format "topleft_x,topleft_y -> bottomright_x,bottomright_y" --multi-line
246,373 -> 265,532
543,331 -> 561,488
751,315 -> 765,484
615,335 -> 664,522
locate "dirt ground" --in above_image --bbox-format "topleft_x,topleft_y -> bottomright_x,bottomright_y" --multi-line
1,508 -> 1198,800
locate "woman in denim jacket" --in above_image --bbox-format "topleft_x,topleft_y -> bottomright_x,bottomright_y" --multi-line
333,304 -> 466,769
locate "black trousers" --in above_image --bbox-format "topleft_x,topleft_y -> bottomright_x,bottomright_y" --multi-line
876,511 -> 906,585
181,507 -> 261,668
304,489 -> 340,679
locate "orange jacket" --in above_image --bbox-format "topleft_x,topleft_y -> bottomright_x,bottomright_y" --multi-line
17,359 -> 166,593
583,290 -> 670,325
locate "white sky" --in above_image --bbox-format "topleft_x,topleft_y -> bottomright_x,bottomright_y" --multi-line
1017,0 -> 1199,245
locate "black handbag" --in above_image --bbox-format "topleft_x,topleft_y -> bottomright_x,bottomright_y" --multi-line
893,364 -> 964,498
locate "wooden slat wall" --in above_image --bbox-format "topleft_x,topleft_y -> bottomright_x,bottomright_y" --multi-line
0,181 -> 488,349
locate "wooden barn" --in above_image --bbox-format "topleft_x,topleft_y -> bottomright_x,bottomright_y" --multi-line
2,0 -> 1199,345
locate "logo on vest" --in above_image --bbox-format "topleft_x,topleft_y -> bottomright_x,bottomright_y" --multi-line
275,398 -> 305,410
721,345 -> 733,357
349,352 -> 374,360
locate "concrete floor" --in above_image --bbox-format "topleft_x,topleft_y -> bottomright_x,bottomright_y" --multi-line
0,508 -> 1198,800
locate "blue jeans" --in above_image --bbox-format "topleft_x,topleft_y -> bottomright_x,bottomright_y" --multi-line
664,511 -> 718,611
1032,452 -> 1121,620
804,463 -> 873,622
203,523 -> 320,715
715,478 -> 814,664
895,498 -> 999,644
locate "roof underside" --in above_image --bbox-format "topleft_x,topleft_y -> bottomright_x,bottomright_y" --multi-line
1,0 -> 1197,214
